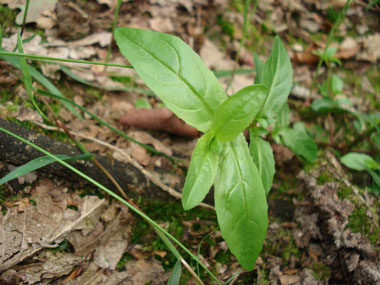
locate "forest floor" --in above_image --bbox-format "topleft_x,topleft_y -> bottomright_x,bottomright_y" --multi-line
0,0 -> 379,284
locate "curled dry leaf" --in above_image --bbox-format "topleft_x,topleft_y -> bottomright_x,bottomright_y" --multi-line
120,107 -> 199,138
291,44 -> 319,65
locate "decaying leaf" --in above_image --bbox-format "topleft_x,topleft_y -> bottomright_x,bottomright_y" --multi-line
120,107 -> 199,138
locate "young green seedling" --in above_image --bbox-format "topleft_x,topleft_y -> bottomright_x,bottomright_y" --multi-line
114,27 -> 293,270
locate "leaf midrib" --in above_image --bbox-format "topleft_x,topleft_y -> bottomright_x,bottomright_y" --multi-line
229,140 -> 250,237
260,44 -> 280,114
122,33 -> 214,116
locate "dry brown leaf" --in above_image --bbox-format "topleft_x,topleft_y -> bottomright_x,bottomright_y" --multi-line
292,44 -> 319,65
128,130 -> 173,156
0,0 -> 58,25
357,33 -> 380,63
120,108 -> 199,138
336,37 -> 360,59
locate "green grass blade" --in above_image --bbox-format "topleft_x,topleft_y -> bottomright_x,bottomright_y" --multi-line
0,48 -> 81,118
0,50 -> 132,69
167,258 -> 182,285
21,0 -> 30,35
0,153 -> 93,185
16,30 -> 48,121
60,65 -> 154,95
38,89 -> 181,163
105,0 -> 122,63
0,126 -> 220,284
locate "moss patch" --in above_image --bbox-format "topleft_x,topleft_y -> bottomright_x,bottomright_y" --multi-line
347,205 -> 380,246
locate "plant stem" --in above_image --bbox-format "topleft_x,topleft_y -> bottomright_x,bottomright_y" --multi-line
0,51 -> 133,69
105,0 -> 123,64
21,0 -> 30,36
309,0 -> 352,95
225,0 -> 255,93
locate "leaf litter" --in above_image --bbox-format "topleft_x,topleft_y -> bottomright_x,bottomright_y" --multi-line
0,0 -> 380,283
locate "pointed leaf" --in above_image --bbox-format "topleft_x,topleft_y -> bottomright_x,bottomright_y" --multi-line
277,102 -> 290,129
253,53 -> 264,84
210,85 -> 267,142
182,133 -> 220,210
249,134 -> 275,194
279,122 -> 317,163
214,134 -> 268,270
17,30 -> 33,99
341,152 -> 379,171
114,27 -> 226,132
258,36 -> 293,119
167,258 -> 181,285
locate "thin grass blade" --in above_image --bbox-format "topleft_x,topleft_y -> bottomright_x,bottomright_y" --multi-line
0,153 -> 93,185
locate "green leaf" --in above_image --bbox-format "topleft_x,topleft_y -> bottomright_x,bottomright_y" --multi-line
341,152 -> 379,171
277,102 -> 290,129
209,85 -> 267,142
214,134 -> 268,270
0,154 -> 93,185
114,27 -> 226,132
135,98 -> 152,109
253,53 -> 264,84
279,122 -> 317,163
17,30 -> 33,100
258,36 -> 293,119
167,258 -> 181,285
249,134 -> 275,194
182,133 -> 220,210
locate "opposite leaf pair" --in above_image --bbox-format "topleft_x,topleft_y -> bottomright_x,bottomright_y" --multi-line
182,84 -> 267,210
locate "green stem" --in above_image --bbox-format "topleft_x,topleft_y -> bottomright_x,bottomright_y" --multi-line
225,0 -> 254,93
21,0 -> 30,36
106,0 -> 123,64
310,0 -> 352,94
0,51 -> 133,69
0,126 -> 221,284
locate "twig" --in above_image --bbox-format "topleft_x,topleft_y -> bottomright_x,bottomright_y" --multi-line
181,257 -> 205,285
39,95 -> 130,200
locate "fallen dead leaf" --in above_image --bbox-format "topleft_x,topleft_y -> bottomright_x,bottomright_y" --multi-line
0,0 -> 58,25
120,108 -> 199,138
357,33 -> 380,63
291,44 -> 319,65
336,37 -> 360,59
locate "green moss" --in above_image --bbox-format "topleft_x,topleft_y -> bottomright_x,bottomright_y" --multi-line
215,250 -> 231,264
116,252 -> 133,271
282,238 -> 301,266
0,5 -> 18,35
310,262 -> 331,281
130,199 -> 216,273
337,186 -> 351,199
348,206 -> 380,246
317,170 -> 334,185
217,14 -> 235,39
0,185 -> 5,204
